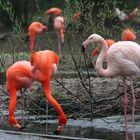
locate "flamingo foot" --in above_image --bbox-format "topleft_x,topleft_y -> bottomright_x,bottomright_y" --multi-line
54,125 -> 64,135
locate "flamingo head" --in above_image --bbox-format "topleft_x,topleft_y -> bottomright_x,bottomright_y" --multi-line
28,21 -> 47,35
54,113 -> 67,134
122,29 -> 136,41
82,34 -> 105,52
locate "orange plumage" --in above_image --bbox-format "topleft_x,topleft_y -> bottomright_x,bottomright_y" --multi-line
122,29 -> 136,41
6,61 -> 33,129
28,22 -> 67,133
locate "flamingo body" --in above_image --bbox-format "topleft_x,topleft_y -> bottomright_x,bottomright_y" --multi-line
83,34 -> 140,77
31,50 -> 59,82
122,29 -> 136,41
6,61 -> 33,129
54,16 -> 64,43
45,7 -> 62,16
106,41 -> 140,77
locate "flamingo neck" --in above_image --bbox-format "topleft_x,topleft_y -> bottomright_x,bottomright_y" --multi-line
42,82 -> 64,115
95,39 -> 110,77
29,31 -> 35,53
9,89 -> 16,116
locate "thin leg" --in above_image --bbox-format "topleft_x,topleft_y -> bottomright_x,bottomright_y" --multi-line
58,36 -> 61,57
21,90 -> 24,127
123,77 -> 129,140
46,98 -> 48,134
130,78 -> 136,140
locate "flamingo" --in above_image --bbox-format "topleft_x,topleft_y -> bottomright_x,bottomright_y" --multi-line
72,12 -> 81,22
54,16 -> 64,56
122,28 -> 136,41
6,61 -> 33,129
115,7 -> 138,22
28,22 -> 67,133
82,34 -> 140,140
45,7 -> 62,16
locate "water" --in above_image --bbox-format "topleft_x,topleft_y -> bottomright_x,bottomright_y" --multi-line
1,114 -> 140,140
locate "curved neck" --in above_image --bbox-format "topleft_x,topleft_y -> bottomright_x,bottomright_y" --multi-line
29,31 -> 35,53
42,81 -> 64,115
95,39 -> 110,77
9,89 -> 17,117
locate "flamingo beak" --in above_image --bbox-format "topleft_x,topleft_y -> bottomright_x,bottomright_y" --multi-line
54,125 -> 65,134
82,44 -> 85,52
12,123 -> 26,130
82,40 -> 87,52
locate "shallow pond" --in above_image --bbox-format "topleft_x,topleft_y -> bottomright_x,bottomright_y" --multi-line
0,113 -> 140,140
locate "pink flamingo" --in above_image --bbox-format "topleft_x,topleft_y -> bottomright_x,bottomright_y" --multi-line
6,61 -> 33,129
54,16 -> 64,56
28,22 -> 67,133
82,34 -> 140,140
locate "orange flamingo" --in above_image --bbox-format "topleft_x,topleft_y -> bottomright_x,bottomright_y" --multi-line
122,28 -> 136,41
45,7 -> 62,16
28,22 -> 67,133
6,61 -> 33,129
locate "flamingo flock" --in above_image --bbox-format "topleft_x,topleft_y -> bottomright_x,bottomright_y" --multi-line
4,3 -> 140,140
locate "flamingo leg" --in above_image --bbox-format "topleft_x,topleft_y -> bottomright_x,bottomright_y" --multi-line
21,89 -> 24,127
46,98 -> 48,134
58,35 -> 61,56
42,81 -> 67,134
130,78 -> 136,140
123,77 -> 129,140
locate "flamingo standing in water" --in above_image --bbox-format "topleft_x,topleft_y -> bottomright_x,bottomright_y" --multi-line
28,22 -> 67,133
82,34 -> 140,140
6,61 -> 33,129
